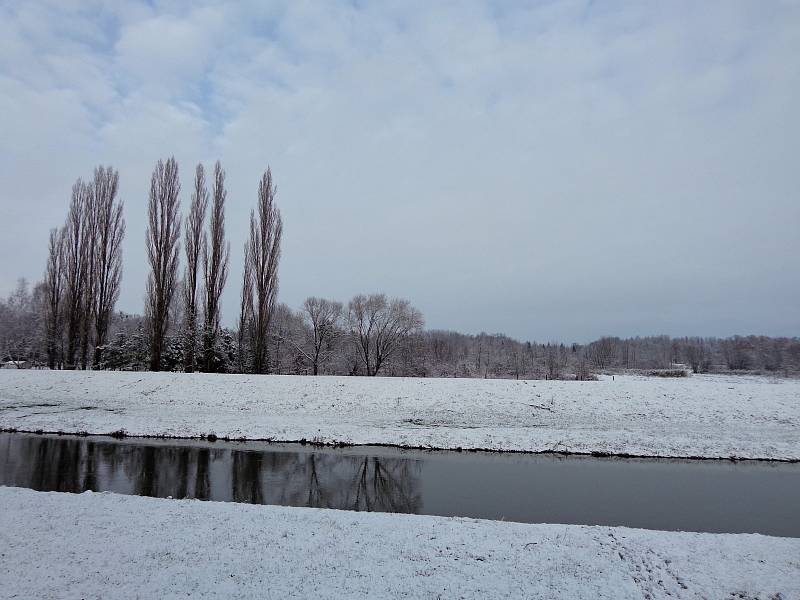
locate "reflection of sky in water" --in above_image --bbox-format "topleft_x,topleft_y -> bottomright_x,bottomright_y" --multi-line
1,433 -> 798,537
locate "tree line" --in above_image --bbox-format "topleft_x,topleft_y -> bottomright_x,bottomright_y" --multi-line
3,274 -> 799,378
42,166 -> 125,370
32,157 -> 288,374
1,159 -> 799,378
2,159 -> 423,376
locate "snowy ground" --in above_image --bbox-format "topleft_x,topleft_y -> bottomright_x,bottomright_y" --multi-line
1,370 -> 798,460
1,486 -> 797,599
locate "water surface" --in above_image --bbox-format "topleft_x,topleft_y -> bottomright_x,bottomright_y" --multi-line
1,432 -> 797,536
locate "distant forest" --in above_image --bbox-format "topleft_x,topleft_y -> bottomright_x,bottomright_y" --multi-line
2,160 -> 799,379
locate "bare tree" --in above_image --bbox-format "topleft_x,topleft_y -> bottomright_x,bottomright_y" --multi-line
722,336 -> 752,371
63,180 -> 91,369
575,348 -> 593,381
588,336 -> 618,369
0,279 -> 41,367
348,293 -> 424,376
76,183 -> 99,370
183,164 -> 208,373
145,157 -> 182,372
43,227 -> 66,369
545,343 -> 569,380
269,302 -> 308,374
92,166 -> 124,367
680,337 -> 710,373
202,161 -> 230,372
268,300 -> 334,375
236,243 -> 253,373
245,168 -> 283,374
302,297 -> 343,375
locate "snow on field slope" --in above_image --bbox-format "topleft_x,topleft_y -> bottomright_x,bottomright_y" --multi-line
1,486 -> 797,600
1,370 -> 798,460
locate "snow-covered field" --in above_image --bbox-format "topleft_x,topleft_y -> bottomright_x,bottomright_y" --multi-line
1,370 -> 798,460
1,486 -> 797,599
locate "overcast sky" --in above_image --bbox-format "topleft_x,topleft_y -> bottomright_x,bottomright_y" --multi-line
1,1 -> 798,342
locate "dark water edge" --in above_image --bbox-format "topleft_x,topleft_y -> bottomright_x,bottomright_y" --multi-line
1,432 -> 798,537
4,426 -> 797,463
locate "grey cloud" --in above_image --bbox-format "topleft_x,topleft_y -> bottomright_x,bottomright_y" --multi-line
0,0 -> 798,342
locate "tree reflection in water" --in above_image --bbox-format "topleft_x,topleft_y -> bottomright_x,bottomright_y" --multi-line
0,434 -> 423,514
232,450 -> 264,504
350,457 -> 421,513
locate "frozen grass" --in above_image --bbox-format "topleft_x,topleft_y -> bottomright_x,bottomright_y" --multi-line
1,369 -> 798,459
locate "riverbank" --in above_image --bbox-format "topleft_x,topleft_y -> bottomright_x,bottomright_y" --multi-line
1,370 -> 798,460
1,486 -> 797,599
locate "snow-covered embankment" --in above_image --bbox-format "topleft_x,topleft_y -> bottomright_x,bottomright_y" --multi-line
1,369 -> 798,460
1,487 -> 797,599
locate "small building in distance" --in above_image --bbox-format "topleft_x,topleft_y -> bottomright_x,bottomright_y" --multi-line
1,360 -> 30,369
